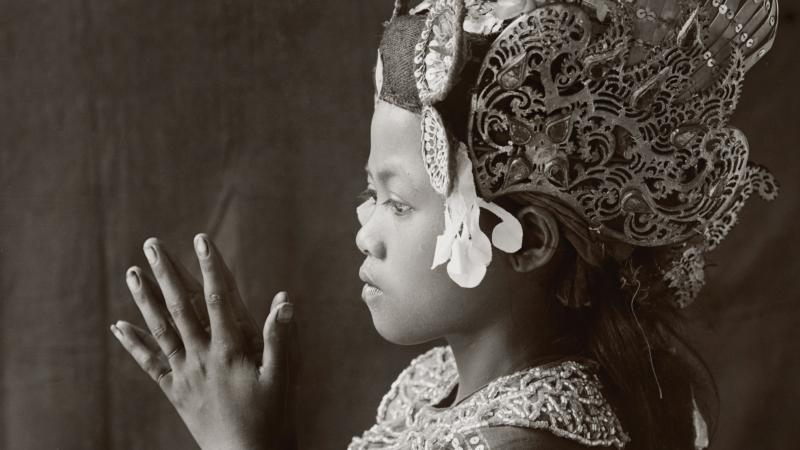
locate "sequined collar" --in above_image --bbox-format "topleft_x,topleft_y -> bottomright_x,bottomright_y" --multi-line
353,346 -> 630,449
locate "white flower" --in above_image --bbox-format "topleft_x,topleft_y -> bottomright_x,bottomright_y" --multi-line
432,145 -> 523,288
493,0 -> 542,20
464,0 -> 558,35
464,0 -> 505,35
410,0 -> 433,15
424,16 -> 457,95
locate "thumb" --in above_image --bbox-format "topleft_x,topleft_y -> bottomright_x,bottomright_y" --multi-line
260,291 -> 293,383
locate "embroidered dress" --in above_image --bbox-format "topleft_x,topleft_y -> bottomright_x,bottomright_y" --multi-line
349,346 -> 629,449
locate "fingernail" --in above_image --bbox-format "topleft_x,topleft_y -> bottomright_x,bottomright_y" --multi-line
110,324 -> 123,339
277,303 -> 294,324
195,235 -> 209,258
144,245 -> 158,264
126,269 -> 140,291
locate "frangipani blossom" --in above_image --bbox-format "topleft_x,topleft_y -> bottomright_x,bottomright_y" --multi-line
432,145 -> 523,288
493,0 -> 544,20
424,18 -> 457,95
464,0 -> 505,35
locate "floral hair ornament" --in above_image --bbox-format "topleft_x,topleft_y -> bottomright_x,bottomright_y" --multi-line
432,143 -> 523,288
493,0 -> 548,20
408,0 -> 523,287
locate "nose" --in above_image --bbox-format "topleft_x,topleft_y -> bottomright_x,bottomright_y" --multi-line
355,221 -> 386,259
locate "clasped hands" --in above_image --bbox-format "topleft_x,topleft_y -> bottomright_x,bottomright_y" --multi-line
111,234 -> 295,450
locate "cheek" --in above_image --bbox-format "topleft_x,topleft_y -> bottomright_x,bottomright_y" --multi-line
370,212 -> 459,345
391,212 -> 446,295
370,209 -> 480,343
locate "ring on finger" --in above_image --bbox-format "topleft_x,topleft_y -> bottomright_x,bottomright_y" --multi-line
157,367 -> 173,384
166,344 -> 184,360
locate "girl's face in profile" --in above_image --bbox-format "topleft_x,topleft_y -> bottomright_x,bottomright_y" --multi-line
356,100 -> 510,345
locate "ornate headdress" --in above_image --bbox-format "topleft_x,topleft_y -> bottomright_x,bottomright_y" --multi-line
369,0 -> 779,307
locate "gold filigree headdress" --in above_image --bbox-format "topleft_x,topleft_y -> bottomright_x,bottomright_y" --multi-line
372,0 -> 779,306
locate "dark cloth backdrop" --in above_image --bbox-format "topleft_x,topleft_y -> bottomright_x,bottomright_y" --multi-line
1,1 -> 798,449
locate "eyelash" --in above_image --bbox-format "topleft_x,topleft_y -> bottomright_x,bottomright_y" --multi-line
357,188 -> 412,216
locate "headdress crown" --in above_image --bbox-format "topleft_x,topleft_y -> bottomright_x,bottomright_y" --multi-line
375,0 -> 779,305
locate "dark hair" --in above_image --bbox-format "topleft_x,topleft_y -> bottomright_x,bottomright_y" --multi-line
435,42 -> 718,450
546,231 -> 718,450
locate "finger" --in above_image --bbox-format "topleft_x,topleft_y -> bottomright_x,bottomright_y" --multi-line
169,254 -> 211,333
211,240 -> 262,353
194,234 -> 243,351
126,266 -> 184,361
140,269 -> 208,338
138,270 -> 178,331
260,291 -> 293,383
118,321 -> 163,355
144,238 -> 206,348
111,320 -> 173,387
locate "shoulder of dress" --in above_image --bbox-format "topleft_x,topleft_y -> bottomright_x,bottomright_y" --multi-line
428,426 -> 586,450
353,426 -> 605,450
467,426 -> 595,450
375,346 -> 457,423
451,360 -> 630,449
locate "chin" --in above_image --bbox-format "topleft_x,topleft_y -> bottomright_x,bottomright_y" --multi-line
368,308 -> 437,346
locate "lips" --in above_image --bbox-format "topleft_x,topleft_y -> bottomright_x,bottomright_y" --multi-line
358,266 -> 375,286
359,267 -> 380,289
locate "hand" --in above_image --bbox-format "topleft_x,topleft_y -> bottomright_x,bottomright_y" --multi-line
111,234 -> 295,450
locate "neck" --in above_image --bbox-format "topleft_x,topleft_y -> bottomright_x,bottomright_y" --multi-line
445,297 -> 570,405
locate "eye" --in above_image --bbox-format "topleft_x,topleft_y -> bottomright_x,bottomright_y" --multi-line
357,188 -> 412,217
386,199 -> 412,216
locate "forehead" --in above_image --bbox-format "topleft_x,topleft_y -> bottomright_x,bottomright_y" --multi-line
368,101 -> 426,183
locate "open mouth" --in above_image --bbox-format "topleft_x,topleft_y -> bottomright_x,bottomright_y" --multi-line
361,283 -> 383,301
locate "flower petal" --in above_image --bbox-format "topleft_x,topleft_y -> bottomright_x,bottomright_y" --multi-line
430,143 -> 512,288
494,0 -> 540,20
469,232 -> 492,267
409,0 -> 433,15
493,0 -> 527,20
356,199 -> 375,226
447,237 -> 488,288
432,230 -> 456,269
466,205 -> 492,265
454,149 -> 479,203
479,199 -> 524,253
464,0 -> 505,35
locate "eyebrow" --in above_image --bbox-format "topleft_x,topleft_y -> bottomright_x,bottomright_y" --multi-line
365,165 -> 394,182
364,164 -> 423,193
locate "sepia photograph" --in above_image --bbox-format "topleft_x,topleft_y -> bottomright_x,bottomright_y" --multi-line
1,0 -> 798,449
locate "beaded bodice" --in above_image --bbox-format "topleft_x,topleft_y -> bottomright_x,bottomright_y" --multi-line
348,346 -> 629,449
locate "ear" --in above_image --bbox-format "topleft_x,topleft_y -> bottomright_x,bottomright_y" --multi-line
509,205 -> 560,273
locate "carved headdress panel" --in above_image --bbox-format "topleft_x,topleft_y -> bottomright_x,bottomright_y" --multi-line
467,0 -> 778,247
375,0 -> 779,304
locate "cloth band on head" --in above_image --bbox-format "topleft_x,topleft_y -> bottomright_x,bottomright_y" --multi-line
378,15 -> 426,113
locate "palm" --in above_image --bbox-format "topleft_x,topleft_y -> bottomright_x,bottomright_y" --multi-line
110,234 -> 295,450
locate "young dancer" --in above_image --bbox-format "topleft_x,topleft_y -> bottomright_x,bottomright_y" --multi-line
112,1 -> 780,448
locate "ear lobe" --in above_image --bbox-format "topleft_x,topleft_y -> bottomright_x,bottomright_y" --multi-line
509,205 -> 560,273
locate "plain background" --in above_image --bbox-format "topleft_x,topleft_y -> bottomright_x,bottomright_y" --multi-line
1,1 -> 798,449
